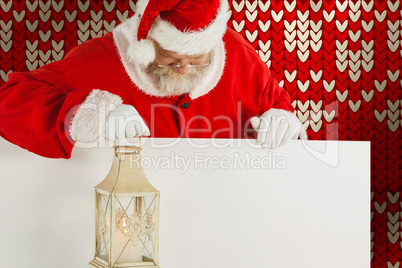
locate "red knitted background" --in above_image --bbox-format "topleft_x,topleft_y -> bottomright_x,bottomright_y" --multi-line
0,1 -> 401,266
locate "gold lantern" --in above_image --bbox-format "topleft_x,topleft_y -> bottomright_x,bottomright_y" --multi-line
90,146 -> 160,268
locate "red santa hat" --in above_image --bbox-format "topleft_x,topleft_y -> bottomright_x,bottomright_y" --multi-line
127,0 -> 230,66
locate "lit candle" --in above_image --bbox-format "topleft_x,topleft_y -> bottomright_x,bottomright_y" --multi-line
115,216 -> 143,263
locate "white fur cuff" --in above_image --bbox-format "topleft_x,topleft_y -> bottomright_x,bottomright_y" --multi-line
70,89 -> 123,143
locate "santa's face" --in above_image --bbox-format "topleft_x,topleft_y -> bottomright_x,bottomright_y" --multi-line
144,41 -> 212,96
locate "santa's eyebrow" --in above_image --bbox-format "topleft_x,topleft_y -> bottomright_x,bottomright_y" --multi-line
159,50 -> 175,58
157,44 -> 205,60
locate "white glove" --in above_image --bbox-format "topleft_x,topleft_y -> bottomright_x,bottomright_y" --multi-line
105,104 -> 150,140
250,108 -> 302,148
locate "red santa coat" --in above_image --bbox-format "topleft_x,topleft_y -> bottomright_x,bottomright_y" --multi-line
0,26 -> 294,158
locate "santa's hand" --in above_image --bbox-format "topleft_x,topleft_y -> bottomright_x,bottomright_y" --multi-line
105,104 -> 150,140
250,108 -> 302,149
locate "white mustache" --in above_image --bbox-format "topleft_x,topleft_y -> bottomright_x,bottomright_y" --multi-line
145,62 -> 210,96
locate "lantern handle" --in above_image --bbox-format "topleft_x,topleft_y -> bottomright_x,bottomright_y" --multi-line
113,136 -> 143,148
114,137 -> 143,156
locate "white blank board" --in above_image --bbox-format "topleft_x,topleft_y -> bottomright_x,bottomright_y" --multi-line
0,138 -> 370,268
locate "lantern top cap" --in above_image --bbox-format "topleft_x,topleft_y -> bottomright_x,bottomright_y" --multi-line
95,145 -> 159,194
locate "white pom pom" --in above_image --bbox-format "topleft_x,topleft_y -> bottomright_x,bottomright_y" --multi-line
127,39 -> 155,66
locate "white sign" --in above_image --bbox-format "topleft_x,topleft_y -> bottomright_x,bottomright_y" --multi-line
0,138 -> 370,268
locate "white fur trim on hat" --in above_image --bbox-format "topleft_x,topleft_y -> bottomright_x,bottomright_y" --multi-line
148,0 -> 230,55
127,39 -> 155,67
70,89 -> 122,143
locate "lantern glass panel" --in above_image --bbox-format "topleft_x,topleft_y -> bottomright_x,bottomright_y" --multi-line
96,192 -> 112,263
114,194 -> 158,264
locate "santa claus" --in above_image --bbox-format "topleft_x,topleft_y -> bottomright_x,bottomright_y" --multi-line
0,0 -> 303,158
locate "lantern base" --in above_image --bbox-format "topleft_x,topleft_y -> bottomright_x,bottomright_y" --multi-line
89,259 -> 106,268
89,259 -> 160,268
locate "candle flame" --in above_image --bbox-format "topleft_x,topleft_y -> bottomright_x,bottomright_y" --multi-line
106,216 -> 110,229
122,216 -> 129,236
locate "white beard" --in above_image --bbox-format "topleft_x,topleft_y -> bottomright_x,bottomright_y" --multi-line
144,61 -> 211,96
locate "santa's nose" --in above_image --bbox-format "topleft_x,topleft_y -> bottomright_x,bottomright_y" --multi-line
175,59 -> 190,74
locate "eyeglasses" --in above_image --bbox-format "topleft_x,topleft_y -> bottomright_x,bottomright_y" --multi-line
157,57 -> 211,68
